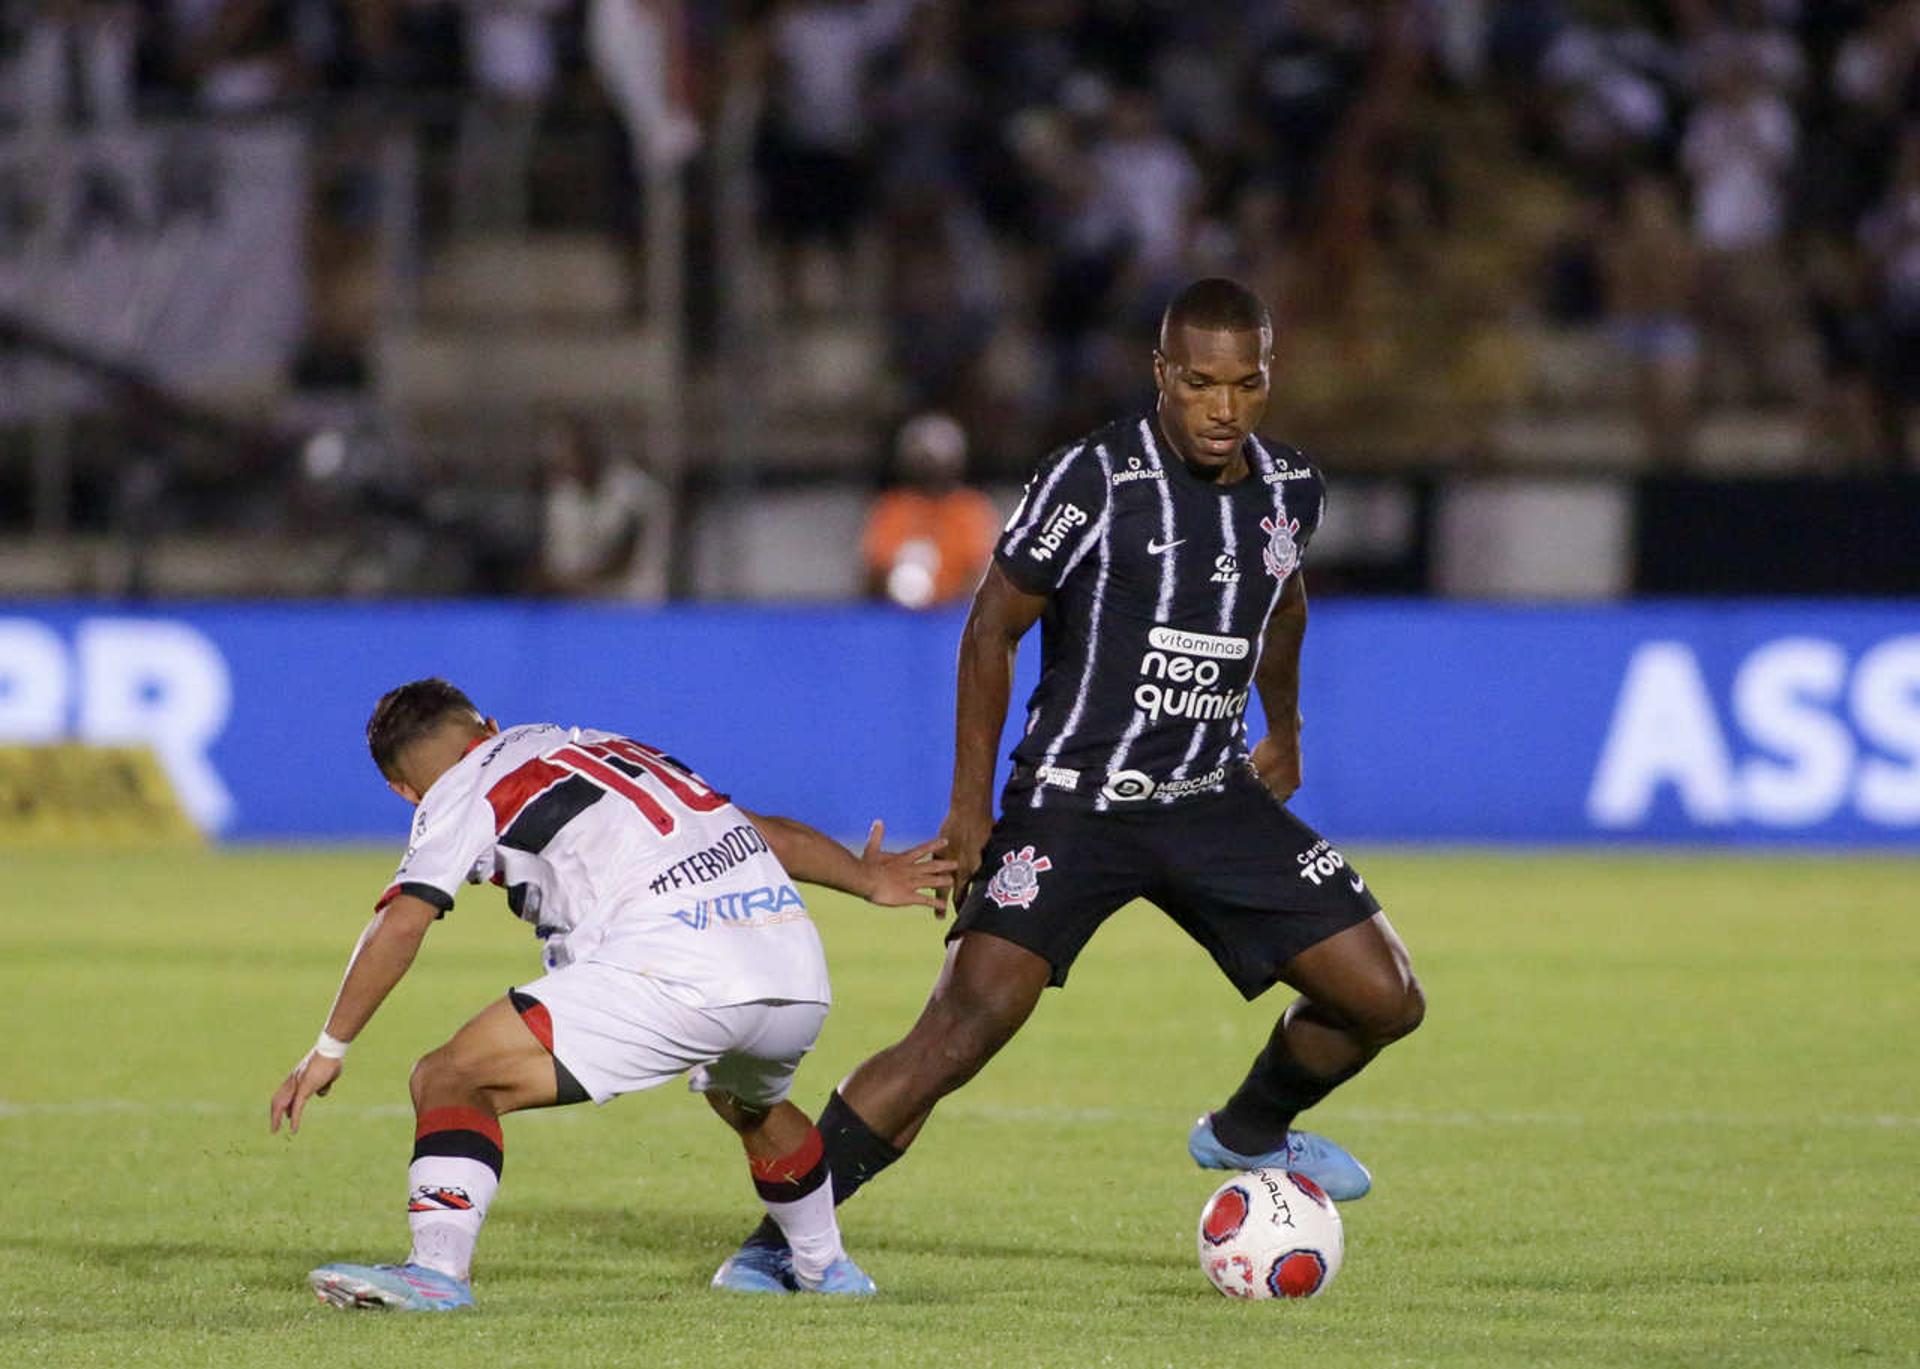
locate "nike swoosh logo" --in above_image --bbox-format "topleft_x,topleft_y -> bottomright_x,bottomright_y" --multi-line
1147,538 -> 1185,555
1349,873 -> 1366,893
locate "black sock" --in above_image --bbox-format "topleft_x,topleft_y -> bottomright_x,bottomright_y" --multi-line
1211,1024 -> 1359,1156
742,1090 -> 903,1251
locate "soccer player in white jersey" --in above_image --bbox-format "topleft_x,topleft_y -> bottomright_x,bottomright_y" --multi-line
268,679 -> 953,1310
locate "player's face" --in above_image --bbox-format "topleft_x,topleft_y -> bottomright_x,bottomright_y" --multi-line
1153,325 -> 1272,472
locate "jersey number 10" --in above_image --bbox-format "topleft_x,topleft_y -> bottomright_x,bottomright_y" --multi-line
548,738 -> 727,835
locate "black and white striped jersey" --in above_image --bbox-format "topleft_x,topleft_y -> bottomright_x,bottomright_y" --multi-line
994,413 -> 1325,812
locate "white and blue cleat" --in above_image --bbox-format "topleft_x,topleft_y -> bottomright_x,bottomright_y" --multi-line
711,1243 -> 876,1296
796,1256 -> 877,1297
1188,1113 -> 1373,1201
309,1261 -> 475,1311
710,1242 -> 797,1294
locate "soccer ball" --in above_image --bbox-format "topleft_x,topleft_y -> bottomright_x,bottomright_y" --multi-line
1197,1168 -> 1344,1300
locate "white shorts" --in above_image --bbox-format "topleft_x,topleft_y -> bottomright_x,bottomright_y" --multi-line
512,960 -> 828,1108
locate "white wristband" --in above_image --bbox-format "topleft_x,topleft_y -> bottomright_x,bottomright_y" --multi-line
313,1031 -> 351,1060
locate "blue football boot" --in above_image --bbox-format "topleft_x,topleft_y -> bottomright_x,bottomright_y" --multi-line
309,1261 -> 475,1311
710,1241 -> 797,1294
795,1255 -> 877,1296
1187,1113 -> 1373,1201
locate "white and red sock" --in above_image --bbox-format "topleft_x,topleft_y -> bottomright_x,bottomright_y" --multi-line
406,1106 -> 503,1281
750,1126 -> 843,1283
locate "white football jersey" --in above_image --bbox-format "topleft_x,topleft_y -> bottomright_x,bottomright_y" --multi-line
379,724 -> 830,1007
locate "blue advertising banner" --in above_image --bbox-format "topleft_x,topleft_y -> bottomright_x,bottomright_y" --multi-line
1,601 -> 1915,846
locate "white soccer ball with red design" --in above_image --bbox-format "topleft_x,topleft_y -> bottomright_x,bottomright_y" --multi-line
1197,1168 -> 1344,1300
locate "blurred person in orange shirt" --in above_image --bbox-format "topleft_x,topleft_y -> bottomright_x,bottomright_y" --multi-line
861,413 -> 1000,609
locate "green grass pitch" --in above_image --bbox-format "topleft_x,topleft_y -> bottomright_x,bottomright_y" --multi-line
3,847 -> 1917,1368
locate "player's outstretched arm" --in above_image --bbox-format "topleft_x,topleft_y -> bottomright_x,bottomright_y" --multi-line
1250,569 -> 1308,804
942,564 -> 1048,907
743,812 -> 957,913
268,894 -> 440,1136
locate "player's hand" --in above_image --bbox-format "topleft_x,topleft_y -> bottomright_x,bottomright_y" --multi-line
1251,734 -> 1302,805
936,804 -> 995,916
856,820 -> 957,913
269,1051 -> 343,1137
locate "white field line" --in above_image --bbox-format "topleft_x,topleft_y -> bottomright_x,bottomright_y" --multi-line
944,1103 -> 1920,1131
2,1099 -> 1917,1130
0,1099 -> 418,1120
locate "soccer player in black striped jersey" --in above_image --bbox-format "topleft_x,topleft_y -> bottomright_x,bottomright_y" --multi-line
718,277 -> 1426,1288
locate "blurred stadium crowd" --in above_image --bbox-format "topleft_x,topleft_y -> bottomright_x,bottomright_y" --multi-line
3,1 -> 1919,598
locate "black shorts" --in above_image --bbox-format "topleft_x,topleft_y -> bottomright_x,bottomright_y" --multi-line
950,771 -> 1381,1001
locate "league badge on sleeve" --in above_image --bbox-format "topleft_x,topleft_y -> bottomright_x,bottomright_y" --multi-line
1259,515 -> 1301,580
985,846 -> 1053,910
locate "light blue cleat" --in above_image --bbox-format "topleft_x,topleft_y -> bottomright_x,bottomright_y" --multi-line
710,1242 -> 797,1294
309,1261 -> 474,1311
1187,1113 -> 1373,1201
796,1255 -> 877,1296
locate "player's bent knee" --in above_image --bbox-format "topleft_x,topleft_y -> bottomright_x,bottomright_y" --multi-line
1374,976 -> 1426,1047
409,1045 -> 474,1108
705,1090 -> 769,1134
409,1051 -> 445,1106
1329,973 -> 1426,1052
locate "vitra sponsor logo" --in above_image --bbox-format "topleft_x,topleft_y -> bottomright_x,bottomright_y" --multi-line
670,883 -> 806,931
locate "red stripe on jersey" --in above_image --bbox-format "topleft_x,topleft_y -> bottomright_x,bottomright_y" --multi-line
486,758 -> 572,834
416,1106 -> 503,1148
375,883 -> 403,910
552,745 -> 676,834
596,738 -> 730,813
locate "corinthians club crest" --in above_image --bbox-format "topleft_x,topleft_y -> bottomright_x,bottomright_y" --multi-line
985,845 -> 1053,910
1260,514 -> 1301,580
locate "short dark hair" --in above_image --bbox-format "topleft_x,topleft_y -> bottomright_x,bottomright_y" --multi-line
1159,277 -> 1271,343
367,679 -> 483,779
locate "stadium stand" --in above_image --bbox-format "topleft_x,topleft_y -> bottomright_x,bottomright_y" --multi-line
3,1 -> 1918,598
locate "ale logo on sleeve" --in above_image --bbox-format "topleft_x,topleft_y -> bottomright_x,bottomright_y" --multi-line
985,845 -> 1053,909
